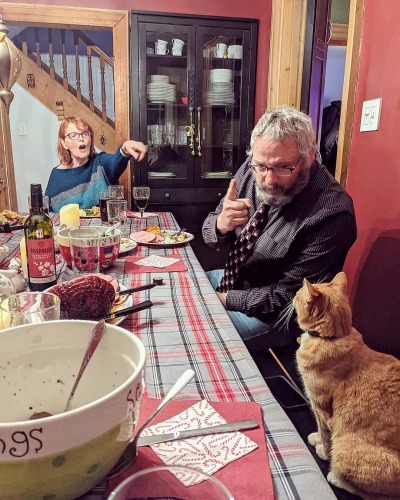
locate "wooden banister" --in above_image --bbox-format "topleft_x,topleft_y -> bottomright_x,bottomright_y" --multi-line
12,26 -> 114,127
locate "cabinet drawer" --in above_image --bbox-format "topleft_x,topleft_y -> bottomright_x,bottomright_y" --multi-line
148,188 -> 225,205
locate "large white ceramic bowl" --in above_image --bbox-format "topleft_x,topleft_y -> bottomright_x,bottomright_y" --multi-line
0,320 -> 146,499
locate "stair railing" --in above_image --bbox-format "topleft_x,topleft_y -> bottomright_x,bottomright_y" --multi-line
15,27 -> 115,126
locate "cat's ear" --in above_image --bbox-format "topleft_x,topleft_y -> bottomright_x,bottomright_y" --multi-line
305,279 -> 320,303
331,272 -> 347,292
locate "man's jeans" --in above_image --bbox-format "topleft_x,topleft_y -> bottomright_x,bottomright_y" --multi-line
206,269 -> 301,352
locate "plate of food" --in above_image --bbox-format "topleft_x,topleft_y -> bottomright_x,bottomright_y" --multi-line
79,206 -> 101,218
130,226 -> 194,246
119,237 -> 138,255
0,209 -> 26,227
46,274 -> 133,327
108,285 -> 133,326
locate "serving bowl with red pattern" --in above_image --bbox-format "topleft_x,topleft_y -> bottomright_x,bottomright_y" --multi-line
58,226 -> 121,270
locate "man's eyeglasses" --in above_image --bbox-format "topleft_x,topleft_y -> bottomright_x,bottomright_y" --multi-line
65,131 -> 92,141
250,156 -> 302,177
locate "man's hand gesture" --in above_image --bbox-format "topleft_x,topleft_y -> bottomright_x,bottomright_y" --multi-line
216,179 -> 251,235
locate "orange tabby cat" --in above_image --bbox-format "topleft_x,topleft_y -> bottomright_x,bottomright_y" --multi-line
293,272 -> 400,499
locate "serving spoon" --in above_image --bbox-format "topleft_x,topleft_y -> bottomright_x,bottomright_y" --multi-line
30,320 -> 107,419
106,368 -> 195,478
64,320 -> 106,412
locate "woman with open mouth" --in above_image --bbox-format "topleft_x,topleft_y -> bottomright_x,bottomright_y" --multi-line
45,116 -> 147,212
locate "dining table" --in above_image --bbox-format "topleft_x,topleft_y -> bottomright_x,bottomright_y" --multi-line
0,211 -> 336,500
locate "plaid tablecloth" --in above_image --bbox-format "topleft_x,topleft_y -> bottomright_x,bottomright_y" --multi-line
0,213 -> 335,499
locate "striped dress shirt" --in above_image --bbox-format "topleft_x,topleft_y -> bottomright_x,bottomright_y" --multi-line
202,160 -> 357,323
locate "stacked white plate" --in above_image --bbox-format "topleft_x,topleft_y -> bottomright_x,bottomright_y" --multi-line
147,74 -> 176,103
148,171 -> 176,178
206,69 -> 235,105
203,171 -> 232,178
209,69 -> 232,83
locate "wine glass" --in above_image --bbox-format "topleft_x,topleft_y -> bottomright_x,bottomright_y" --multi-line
133,186 -> 150,229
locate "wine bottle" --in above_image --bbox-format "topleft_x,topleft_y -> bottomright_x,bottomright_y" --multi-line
24,184 -> 57,291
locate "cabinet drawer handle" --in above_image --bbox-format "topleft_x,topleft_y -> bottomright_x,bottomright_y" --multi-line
165,193 -> 170,199
196,107 -> 202,157
218,192 -> 223,198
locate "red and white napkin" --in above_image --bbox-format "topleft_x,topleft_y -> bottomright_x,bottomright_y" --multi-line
127,211 -> 158,219
125,255 -> 187,273
106,398 -> 274,499
140,400 -> 258,486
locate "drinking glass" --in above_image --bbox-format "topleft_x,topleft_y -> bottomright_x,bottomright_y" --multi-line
132,186 -> 150,229
106,465 -> 234,500
98,191 -> 111,224
107,199 -> 128,234
69,227 -> 100,275
0,292 -> 60,329
107,185 -> 125,199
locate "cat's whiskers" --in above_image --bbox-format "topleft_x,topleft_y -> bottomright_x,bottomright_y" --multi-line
275,300 -> 296,332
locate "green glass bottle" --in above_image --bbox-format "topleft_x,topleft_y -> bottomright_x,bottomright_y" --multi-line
24,184 -> 57,291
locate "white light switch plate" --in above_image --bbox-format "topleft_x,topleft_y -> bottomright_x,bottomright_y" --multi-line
360,98 -> 382,132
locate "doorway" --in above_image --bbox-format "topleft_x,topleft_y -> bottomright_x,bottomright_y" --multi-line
1,3 -> 131,209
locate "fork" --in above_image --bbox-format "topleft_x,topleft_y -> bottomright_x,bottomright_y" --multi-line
105,369 -> 195,479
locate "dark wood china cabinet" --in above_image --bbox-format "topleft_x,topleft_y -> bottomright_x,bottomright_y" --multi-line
130,11 -> 258,269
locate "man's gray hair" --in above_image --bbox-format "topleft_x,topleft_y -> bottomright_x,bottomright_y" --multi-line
248,105 -> 317,158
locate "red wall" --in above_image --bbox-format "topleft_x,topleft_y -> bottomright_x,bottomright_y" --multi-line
342,0 -> 400,355
5,0 -> 271,121
344,0 -> 400,296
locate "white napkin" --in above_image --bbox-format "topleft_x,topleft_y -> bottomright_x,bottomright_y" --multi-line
140,400 -> 258,486
135,255 -> 180,268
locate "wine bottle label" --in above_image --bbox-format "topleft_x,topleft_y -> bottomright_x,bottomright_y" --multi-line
26,239 -> 56,283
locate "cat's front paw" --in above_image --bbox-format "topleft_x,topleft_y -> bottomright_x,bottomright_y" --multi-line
327,472 -> 358,494
308,432 -> 321,446
316,444 -> 328,460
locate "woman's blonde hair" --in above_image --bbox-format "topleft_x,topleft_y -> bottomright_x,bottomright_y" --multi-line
57,117 -> 95,165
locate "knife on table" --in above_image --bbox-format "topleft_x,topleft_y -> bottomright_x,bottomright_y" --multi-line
118,283 -> 157,295
104,300 -> 153,320
137,419 -> 259,447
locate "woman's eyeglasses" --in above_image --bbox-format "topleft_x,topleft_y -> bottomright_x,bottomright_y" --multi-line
65,131 -> 92,141
250,156 -> 302,177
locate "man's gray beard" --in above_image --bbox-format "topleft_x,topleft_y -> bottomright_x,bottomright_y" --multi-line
255,166 -> 310,208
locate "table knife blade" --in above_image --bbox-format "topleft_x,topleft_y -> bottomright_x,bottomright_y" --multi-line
137,419 -> 258,447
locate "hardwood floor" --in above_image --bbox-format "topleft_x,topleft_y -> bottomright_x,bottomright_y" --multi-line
252,347 -> 361,500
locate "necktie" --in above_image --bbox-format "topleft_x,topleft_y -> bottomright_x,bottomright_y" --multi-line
216,202 -> 268,292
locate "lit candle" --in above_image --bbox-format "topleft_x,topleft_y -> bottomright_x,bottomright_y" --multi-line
19,236 -> 28,279
59,204 -> 80,228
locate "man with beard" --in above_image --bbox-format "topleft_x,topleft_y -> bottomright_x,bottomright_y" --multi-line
202,106 -> 357,351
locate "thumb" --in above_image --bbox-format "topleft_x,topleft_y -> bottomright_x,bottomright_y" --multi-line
225,179 -> 237,201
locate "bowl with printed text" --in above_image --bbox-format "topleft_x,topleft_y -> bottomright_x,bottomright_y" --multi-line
58,226 -> 121,270
0,319 -> 146,499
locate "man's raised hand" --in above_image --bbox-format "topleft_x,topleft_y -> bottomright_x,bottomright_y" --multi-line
216,179 -> 251,235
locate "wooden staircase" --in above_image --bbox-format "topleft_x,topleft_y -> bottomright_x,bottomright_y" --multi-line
13,28 -> 117,153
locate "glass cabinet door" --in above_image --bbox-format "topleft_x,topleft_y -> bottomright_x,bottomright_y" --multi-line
138,23 -> 196,187
195,26 -> 251,184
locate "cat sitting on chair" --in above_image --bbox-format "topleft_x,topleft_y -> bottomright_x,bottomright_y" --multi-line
293,272 -> 400,499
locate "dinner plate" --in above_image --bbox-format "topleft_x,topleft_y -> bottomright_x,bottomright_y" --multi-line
108,285 -> 133,326
130,230 -> 194,247
118,237 -> 138,254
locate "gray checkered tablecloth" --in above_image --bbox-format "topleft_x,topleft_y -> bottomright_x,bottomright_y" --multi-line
0,212 -> 335,499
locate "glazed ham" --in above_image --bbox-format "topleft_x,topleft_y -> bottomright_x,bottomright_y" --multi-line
132,231 -> 157,243
48,274 -> 115,320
